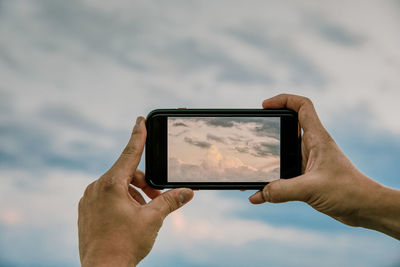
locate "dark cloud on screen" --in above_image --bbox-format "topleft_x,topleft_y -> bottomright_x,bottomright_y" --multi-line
252,142 -> 280,157
173,122 -> 188,127
196,117 -> 280,145
228,136 -> 250,145
251,119 -> 280,139
184,137 -> 211,149
206,134 -> 226,144
205,118 -> 235,128
235,146 -> 249,153
169,129 -> 189,137
202,117 -> 280,134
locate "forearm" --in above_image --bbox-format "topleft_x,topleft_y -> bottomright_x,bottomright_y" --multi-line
358,182 -> 400,240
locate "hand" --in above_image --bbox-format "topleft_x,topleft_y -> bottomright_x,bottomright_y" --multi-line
249,94 -> 400,240
78,117 -> 194,266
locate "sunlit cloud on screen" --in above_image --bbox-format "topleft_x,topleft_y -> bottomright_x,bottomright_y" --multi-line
168,117 -> 280,182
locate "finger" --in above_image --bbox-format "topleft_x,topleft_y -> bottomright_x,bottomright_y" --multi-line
108,117 -> 147,183
249,175 -> 311,204
131,170 -> 161,199
262,94 -> 323,133
128,185 -> 146,205
147,188 -> 194,218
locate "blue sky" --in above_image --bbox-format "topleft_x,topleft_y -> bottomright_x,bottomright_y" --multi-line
1,0 -> 400,266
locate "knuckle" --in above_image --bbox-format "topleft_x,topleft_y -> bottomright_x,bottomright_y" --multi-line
78,196 -> 84,212
161,194 -> 177,213
276,93 -> 286,98
122,144 -> 140,156
261,186 -> 270,202
302,96 -> 313,105
79,181 -> 96,212
266,183 -> 279,202
132,124 -> 146,138
298,97 -> 314,110
97,176 -> 119,193
83,181 -> 95,197
78,197 -> 88,217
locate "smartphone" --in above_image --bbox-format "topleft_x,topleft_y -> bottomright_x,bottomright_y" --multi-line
145,109 -> 301,189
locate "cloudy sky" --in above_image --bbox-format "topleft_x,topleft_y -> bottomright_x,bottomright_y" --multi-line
168,117 -> 280,182
1,0 -> 400,266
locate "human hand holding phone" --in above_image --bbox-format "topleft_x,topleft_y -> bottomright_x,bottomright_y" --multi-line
78,117 -> 194,267
249,94 -> 400,240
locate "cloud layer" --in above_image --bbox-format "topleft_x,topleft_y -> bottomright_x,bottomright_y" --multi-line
168,117 -> 280,182
1,0 -> 400,266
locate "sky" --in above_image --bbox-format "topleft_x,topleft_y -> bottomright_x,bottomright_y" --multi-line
1,0 -> 400,266
168,117 -> 280,182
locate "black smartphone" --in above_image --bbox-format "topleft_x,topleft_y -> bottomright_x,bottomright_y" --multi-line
145,109 -> 301,190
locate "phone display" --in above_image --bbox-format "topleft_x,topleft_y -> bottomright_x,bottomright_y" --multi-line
167,117 -> 280,183
146,109 -> 301,189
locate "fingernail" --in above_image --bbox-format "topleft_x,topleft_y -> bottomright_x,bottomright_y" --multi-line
179,189 -> 193,204
249,192 -> 260,203
135,117 -> 141,126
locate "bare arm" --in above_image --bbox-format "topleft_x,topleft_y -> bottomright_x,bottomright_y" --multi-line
249,94 -> 400,240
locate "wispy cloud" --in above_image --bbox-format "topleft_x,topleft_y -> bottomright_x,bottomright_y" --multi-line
206,134 -> 227,144
205,118 -> 236,128
226,27 -> 326,87
304,14 -> 365,46
0,106 -> 120,173
172,122 -> 188,127
183,137 -> 212,149
252,142 -> 280,157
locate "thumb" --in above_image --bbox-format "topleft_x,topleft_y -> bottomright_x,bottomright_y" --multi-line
147,188 -> 194,218
249,175 -> 311,204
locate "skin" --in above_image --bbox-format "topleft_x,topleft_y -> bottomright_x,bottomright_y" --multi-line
78,117 -> 194,267
249,94 -> 400,240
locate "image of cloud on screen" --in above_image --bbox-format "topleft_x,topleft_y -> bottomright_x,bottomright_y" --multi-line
167,117 -> 280,182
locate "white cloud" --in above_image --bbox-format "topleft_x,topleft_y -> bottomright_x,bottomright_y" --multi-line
144,191 -> 400,266
0,168 -> 398,266
0,168 -> 92,266
2,0 -> 400,134
169,155 -> 279,182
168,118 -> 280,182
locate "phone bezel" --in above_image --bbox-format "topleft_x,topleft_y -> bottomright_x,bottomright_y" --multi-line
145,109 -> 301,189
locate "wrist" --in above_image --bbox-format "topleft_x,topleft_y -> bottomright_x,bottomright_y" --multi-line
357,181 -> 400,240
81,243 -> 138,267
81,257 -> 135,267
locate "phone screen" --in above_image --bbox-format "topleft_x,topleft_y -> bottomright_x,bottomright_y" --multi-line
167,117 -> 280,182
